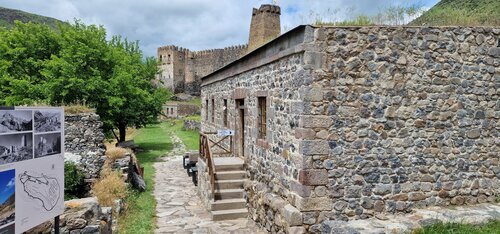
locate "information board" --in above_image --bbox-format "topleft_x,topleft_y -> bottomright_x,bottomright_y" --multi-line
217,130 -> 235,137
0,107 -> 64,234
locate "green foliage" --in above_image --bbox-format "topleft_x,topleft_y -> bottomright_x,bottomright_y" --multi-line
0,21 -> 171,141
64,161 -> 87,200
0,6 -> 64,29
413,220 -> 500,234
410,0 -> 500,26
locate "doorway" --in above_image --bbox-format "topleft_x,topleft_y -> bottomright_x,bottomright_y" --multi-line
236,99 -> 245,158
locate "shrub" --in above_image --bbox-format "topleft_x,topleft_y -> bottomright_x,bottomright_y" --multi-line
92,170 -> 127,207
105,147 -> 129,161
64,161 -> 87,200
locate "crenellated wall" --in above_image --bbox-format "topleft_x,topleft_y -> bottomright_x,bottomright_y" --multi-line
157,45 -> 248,95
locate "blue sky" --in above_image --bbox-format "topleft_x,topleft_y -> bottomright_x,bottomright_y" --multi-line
0,0 -> 440,56
0,169 -> 15,205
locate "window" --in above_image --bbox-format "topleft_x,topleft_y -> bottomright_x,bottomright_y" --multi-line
223,99 -> 228,127
257,97 -> 267,139
211,99 -> 215,123
205,100 -> 209,121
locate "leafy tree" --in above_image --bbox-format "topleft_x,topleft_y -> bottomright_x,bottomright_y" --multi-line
0,21 -> 170,141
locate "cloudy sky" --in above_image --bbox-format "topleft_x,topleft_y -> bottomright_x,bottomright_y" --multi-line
0,0 -> 439,57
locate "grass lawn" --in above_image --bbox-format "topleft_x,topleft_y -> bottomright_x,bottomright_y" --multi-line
414,220 -> 500,234
117,123 -> 172,234
161,118 -> 200,151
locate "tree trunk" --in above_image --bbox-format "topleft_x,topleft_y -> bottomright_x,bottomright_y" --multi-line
118,122 -> 127,142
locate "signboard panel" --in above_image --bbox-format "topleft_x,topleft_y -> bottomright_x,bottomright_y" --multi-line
217,130 -> 235,137
0,107 -> 64,234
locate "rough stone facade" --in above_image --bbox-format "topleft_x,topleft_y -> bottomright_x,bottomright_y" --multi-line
200,25 -> 500,232
64,113 -> 106,180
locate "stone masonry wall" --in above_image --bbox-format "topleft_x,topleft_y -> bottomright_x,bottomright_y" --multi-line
65,113 -> 106,180
202,52 -> 310,232
201,25 -> 499,233
294,26 -> 499,231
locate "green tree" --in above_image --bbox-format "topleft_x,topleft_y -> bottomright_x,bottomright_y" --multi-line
0,21 -> 170,141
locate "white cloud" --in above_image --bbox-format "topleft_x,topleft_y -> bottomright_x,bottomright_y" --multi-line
0,0 -> 438,56
6,177 -> 14,188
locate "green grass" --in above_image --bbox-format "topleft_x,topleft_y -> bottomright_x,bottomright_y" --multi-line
414,220 -> 500,234
117,124 -> 172,234
410,0 -> 500,26
161,118 -> 200,151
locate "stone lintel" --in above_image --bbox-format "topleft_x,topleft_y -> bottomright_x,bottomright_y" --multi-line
233,88 -> 247,99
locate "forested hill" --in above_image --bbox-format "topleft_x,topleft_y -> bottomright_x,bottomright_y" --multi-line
0,6 -> 63,28
410,0 -> 500,26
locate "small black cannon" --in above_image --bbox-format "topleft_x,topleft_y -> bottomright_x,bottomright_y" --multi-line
182,151 -> 199,186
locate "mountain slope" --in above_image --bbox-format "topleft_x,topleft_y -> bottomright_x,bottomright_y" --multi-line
410,0 -> 500,26
0,6 -> 63,28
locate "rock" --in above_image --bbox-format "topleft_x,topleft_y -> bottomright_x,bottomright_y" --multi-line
130,171 -> 146,192
408,192 -> 426,201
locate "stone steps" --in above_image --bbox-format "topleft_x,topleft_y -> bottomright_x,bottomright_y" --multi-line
215,179 -> 244,190
216,170 -> 246,180
211,198 -> 246,210
211,209 -> 248,221
209,157 -> 248,221
214,189 -> 245,200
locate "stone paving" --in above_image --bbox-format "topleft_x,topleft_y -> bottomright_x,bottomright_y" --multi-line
153,133 -> 265,234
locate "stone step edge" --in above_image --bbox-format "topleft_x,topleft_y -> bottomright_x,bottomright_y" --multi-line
211,208 -> 248,216
211,198 -> 246,204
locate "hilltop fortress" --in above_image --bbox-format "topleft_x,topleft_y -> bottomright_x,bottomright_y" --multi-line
157,4 -> 281,95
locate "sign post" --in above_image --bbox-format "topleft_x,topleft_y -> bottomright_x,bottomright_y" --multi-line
0,107 -> 65,234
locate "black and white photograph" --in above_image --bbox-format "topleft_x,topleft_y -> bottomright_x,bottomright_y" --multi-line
34,110 -> 62,133
34,133 -> 62,158
0,133 -> 33,165
0,110 -> 33,134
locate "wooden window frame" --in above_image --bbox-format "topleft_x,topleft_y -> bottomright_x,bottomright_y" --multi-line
205,99 -> 209,121
211,98 -> 215,123
223,99 -> 228,127
257,96 -> 267,140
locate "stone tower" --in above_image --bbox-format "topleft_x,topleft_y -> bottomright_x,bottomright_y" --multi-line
247,4 -> 281,52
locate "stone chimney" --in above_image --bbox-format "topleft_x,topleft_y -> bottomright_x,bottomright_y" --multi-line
247,4 -> 281,52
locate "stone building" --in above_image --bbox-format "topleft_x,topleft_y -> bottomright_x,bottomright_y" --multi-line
157,4 -> 281,96
199,25 -> 500,233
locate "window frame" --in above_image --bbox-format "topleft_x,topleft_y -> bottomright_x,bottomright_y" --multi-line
257,96 -> 267,140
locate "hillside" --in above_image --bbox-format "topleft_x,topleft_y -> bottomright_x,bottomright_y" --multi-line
410,0 -> 500,26
0,6 -> 63,28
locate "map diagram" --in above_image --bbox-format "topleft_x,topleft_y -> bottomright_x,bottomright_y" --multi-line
18,171 -> 61,211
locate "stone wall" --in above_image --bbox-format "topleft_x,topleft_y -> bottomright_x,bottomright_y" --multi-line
65,113 -> 106,180
200,25 -> 500,232
157,45 -> 248,95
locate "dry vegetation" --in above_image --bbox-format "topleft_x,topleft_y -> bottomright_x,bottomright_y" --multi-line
92,170 -> 127,207
63,104 -> 94,114
105,147 -> 130,161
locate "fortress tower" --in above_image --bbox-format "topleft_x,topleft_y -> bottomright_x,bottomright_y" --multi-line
247,4 -> 281,52
157,4 -> 281,96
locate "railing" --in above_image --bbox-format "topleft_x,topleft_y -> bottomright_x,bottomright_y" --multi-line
199,132 -> 234,201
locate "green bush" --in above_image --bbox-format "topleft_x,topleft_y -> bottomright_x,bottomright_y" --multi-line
64,161 -> 87,200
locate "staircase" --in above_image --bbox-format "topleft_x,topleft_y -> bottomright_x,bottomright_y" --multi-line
210,158 -> 248,221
